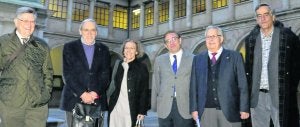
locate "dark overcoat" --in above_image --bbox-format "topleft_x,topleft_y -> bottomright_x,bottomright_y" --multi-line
245,21 -> 300,127
108,59 -> 149,127
60,39 -> 111,111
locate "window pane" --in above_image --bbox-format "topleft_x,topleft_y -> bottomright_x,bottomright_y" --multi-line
159,0 -> 169,23
94,2 -> 109,26
72,0 -> 89,21
174,0 -> 186,18
145,2 -> 154,26
113,6 -> 128,29
131,6 -> 140,29
47,0 -> 68,19
213,0 -> 228,9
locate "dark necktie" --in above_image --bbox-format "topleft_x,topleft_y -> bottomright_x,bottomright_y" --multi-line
22,38 -> 28,45
211,53 -> 217,65
172,55 -> 177,74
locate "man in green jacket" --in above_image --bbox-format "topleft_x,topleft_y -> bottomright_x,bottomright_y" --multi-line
0,7 -> 53,127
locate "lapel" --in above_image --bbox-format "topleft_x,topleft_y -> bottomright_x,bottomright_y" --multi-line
252,34 -> 262,86
163,53 -> 174,75
217,49 -> 230,82
90,42 -> 101,70
75,40 -> 90,70
202,51 -> 209,82
176,50 -> 188,75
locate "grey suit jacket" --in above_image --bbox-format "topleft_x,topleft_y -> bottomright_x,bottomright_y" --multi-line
151,50 -> 194,119
251,27 -> 279,108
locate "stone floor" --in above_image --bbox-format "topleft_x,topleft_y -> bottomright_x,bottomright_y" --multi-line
47,108 -> 159,127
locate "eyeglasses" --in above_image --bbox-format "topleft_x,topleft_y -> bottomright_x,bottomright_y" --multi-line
256,12 -> 272,19
17,18 -> 35,24
206,35 -> 221,39
81,29 -> 97,32
164,36 -> 178,44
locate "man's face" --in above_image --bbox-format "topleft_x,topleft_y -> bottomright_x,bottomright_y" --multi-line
205,28 -> 223,52
164,33 -> 181,54
80,21 -> 97,44
14,13 -> 35,37
256,6 -> 274,31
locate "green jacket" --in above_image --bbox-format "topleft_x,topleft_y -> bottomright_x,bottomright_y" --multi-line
0,31 -> 53,108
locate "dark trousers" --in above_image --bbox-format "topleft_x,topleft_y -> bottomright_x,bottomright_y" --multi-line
158,99 -> 193,127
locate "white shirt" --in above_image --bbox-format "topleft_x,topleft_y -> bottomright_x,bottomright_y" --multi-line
208,47 -> 223,60
260,28 -> 274,90
16,31 -> 29,45
169,49 -> 183,70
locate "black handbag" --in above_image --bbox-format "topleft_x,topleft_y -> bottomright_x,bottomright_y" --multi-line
72,103 -> 103,127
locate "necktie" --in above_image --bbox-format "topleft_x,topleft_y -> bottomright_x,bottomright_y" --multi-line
211,53 -> 217,64
172,55 -> 177,74
22,38 -> 28,45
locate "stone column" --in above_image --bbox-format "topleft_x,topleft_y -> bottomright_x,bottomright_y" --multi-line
228,0 -> 235,20
66,0 -> 73,32
186,0 -> 192,28
139,2 -> 145,39
206,0 -> 212,24
153,0 -> 159,35
282,0 -> 290,10
169,0 -> 174,30
89,0 -> 95,19
108,3 -> 115,39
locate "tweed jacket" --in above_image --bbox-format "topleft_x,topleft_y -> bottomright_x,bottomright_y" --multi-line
60,39 -> 111,111
245,21 -> 300,127
190,49 -> 249,122
151,50 -> 194,119
0,30 -> 53,108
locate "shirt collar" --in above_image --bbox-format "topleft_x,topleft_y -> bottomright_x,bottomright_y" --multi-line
16,31 -> 30,44
208,47 -> 223,59
169,49 -> 183,57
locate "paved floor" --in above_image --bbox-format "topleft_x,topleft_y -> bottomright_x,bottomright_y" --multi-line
47,108 -> 159,127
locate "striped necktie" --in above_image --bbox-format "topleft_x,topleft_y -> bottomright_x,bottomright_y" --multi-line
172,55 -> 177,74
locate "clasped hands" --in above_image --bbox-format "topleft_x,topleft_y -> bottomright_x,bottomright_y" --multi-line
80,91 -> 99,104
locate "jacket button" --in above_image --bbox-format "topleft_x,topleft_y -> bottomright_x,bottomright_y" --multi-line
128,89 -> 131,92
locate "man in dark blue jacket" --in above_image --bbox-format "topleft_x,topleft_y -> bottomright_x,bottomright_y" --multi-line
190,25 -> 249,127
60,18 -> 111,127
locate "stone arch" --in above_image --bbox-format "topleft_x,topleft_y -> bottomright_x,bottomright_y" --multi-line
191,38 -> 206,55
234,31 -> 251,60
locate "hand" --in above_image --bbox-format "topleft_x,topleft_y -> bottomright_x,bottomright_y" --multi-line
240,112 -> 250,119
89,91 -> 99,100
80,92 -> 94,104
137,114 -> 145,121
191,111 -> 198,121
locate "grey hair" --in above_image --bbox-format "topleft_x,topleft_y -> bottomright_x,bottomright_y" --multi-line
121,39 -> 145,58
205,25 -> 224,37
79,18 -> 98,31
255,3 -> 275,17
15,7 -> 37,19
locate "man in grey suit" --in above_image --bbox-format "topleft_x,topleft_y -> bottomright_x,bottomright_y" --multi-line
190,26 -> 249,127
151,31 -> 194,127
